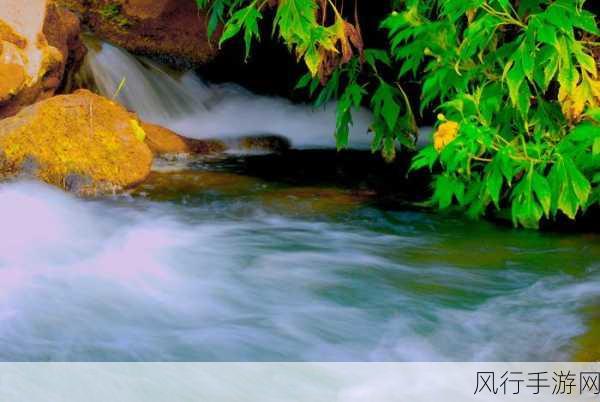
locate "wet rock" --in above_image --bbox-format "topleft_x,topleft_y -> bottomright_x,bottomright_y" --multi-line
132,170 -> 261,201
0,0 -> 85,118
58,0 -> 217,68
142,122 -> 227,156
0,89 -> 153,194
237,135 -> 291,153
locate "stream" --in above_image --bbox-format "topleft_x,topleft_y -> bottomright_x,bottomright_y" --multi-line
0,41 -> 598,362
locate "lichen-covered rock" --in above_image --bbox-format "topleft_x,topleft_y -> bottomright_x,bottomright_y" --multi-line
0,90 -> 153,194
0,0 -> 85,118
58,0 -> 217,68
142,122 -> 226,156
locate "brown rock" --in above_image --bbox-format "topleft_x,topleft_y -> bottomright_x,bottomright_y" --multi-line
0,0 -> 85,118
122,0 -> 177,20
43,3 -> 87,92
57,0 -> 217,68
142,122 -> 226,156
0,90 -> 153,194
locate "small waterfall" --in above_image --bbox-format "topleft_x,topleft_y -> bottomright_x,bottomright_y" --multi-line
82,40 -> 374,149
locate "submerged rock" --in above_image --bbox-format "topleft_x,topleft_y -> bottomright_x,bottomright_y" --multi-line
132,170 -> 262,201
0,0 -> 85,118
260,187 -> 372,216
0,89 -> 153,194
58,0 -> 217,68
237,135 -> 291,153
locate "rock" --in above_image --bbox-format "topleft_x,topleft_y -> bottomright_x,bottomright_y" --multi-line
0,90 -> 153,194
132,170 -> 261,201
0,0 -> 85,118
143,124 -> 290,157
58,0 -> 217,68
237,135 -> 291,153
43,3 -> 87,91
260,187 -> 371,216
142,122 -> 227,156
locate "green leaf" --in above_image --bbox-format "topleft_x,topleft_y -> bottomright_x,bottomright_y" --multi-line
532,171 -> 551,217
564,156 -> 591,205
593,137 -> 600,156
364,49 -> 391,70
485,155 -> 504,207
574,47 -> 597,77
506,61 -> 525,106
295,73 -> 313,90
540,48 -> 559,90
549,156 -> 591,220
371,82 -> 401,131
432,174 -> 465,209
586,108 -> 600,123
335,82 -> 365,149
410,145 -> 438,172
219,5 -> 263,59
536,24 -> 557,46
556,36 -> 577,91
573,10 -> 600,35
511,170 -> 543,229
520,38 -> 535,81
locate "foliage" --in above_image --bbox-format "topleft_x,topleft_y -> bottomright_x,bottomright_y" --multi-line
196,0 -> 600,228
195,0 -> 418,159
392,0 -> 599,228
99,3 -> 131,28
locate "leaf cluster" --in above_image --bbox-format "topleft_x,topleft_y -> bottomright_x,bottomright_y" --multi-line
196,0 -> 600,228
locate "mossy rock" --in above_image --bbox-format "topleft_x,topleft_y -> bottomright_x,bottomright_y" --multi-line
0,89 -> 153,195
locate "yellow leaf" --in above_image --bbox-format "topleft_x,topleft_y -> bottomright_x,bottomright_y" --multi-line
559,73 -> 600,123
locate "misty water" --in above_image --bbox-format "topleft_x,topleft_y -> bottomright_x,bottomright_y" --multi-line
0,41 -> 598,362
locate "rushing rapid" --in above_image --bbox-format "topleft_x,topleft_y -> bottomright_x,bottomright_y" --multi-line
0,176 -> 598,361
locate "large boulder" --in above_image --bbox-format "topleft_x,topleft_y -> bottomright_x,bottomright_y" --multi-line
0,0 -> 85,118
58,0 -> 217,68
0,90 -> 153,194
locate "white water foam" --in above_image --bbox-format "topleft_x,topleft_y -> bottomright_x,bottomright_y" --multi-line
0,181 -> 597,361
83,41 -> 374,149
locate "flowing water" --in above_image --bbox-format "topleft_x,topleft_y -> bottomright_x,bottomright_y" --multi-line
83,40 -> 375,149
0,42 -> 598,362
